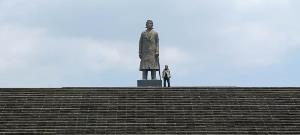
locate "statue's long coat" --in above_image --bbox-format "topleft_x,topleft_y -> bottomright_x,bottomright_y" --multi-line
139,29 -> 159,71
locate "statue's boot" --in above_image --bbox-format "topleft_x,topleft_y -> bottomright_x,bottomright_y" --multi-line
151,70 -> 156,80
142,71 -> 148,80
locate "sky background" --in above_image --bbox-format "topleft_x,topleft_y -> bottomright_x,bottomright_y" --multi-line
1,0 -> 300,87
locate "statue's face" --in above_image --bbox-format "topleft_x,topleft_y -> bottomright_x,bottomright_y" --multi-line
146,21 -> 153,29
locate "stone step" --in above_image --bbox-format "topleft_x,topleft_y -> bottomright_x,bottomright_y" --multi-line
0,87 -> 300,134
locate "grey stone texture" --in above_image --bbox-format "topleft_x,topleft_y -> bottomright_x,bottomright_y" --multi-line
137,80 -> 162,87
0,87 -> 300,134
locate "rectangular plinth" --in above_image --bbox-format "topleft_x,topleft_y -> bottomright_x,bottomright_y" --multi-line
137,80 -> 162,87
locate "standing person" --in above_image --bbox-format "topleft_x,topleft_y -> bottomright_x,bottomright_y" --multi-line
139,20 -> 160,80
162,65 -> 171,87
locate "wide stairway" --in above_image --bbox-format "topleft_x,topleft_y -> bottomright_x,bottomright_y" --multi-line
0,87 -> 300,134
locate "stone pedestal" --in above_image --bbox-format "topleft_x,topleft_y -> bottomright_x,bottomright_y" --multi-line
137,80 -> 162,87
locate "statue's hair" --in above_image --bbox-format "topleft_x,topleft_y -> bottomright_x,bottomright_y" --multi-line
145,20 -> 154,29
146,20 -> 153,24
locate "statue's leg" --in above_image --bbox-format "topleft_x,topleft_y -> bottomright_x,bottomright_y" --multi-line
151,70 -> 156,80
142,70 -> 148,80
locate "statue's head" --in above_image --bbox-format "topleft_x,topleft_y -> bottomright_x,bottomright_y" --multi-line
146,20 -> 154,29
165,65 -> 169,69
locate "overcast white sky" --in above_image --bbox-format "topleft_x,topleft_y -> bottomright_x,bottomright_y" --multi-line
1,0 -> 300,87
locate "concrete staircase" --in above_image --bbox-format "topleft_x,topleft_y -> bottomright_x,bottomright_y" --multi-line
0,87 -> 299,134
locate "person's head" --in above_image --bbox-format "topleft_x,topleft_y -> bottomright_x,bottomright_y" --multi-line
146,20 -> 154,29
165,65 -> 169,70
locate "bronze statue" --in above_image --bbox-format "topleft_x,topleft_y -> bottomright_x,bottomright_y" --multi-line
139,20 -> 160,80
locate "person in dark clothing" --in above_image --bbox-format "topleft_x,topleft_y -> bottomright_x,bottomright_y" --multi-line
162,65 -> 171,87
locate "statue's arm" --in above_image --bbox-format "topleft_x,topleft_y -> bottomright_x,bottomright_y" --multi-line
155,33 -> 159,56
139,33 -> 143,58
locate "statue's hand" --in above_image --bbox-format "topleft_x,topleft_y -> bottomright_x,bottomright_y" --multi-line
155,53 -> 159,57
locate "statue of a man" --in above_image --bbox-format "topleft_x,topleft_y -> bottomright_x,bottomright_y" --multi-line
139,20 -> 160,80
